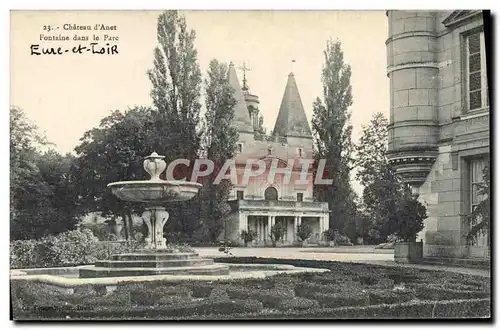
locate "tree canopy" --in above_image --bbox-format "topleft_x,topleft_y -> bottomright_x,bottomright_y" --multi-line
311,39 -> 359,239
10,107 -> 79,240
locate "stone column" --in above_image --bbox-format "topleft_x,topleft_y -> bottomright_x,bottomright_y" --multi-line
293,216 -> 298,242
267,215 -> 275,243
258,216 -> 266,242
240,213 -> 248,232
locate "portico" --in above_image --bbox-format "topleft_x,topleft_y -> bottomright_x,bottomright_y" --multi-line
227,200 -> 330,246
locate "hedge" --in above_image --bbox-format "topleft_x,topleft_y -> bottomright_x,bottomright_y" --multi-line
15,299 -> 265,320
164,298 -> 491,320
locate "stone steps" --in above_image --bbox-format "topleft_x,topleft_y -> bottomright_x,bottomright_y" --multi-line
79,264 -> 230,278
110,252 -> 199,261
95,258 -> 214,268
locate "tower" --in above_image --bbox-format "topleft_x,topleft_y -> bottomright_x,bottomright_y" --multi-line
273,72 -> 313,155
227,62 -> 255,145
386,11 -> 439,196
239,63 -> 263,133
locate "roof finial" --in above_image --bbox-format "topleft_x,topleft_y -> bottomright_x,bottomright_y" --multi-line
290,59 -> 296,74
238,62 -> 251,91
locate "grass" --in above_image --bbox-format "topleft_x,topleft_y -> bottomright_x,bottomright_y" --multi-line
11,258 -> 491,320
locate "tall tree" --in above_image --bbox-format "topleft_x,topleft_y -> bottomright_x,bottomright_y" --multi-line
147,10 -> 202,170
71,107 -> 161,239
312,39 -> 357,235
355,112 -> 389,187
355,112 -> 413,241
199,59 -> 238,242
10,107 -> 78,240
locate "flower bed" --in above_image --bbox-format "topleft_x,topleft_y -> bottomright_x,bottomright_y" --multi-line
11,258 -> 491,320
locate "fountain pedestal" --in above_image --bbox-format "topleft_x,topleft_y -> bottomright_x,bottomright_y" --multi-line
142,207 -> 169,250
79,152 -> 229,279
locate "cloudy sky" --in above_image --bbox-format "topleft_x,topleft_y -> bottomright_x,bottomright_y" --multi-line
11,10 -> 389,191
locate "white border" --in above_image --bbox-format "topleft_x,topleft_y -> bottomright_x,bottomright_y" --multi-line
3,1 -> 498,330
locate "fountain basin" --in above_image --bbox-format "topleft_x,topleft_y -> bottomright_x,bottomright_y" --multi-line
107,180 -> 202,203
10,262 -> 329,294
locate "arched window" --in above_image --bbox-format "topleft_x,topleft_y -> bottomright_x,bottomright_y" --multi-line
264,186 -> 278,201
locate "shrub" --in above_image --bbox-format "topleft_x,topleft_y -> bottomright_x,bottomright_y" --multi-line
304,291 -> 370,308
294,282 -> 342,296
367,289 -> 415,305
296,224 -> 312,242
275,297 -> 319,311
393,198 -> 427,242
10,228 -> 144,269
322,229 -> 352,246
414,285 -> 490,301
82,291 -> 131,307
10,239 -> 38,269
226,287 -> 291,308
190,285 -> 214,298
49,228 -> 100,266
269,224 -> 285,247
240,230 -> 257,246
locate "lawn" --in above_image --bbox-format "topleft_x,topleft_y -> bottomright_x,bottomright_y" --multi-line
11,258 -> 491,320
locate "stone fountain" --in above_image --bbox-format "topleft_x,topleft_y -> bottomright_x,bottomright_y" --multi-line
79,152 -> 230,278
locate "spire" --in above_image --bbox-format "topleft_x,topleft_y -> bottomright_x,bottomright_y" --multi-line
227,62 -> 254,133
239,62 -> 251,91
272,72 -> 312,138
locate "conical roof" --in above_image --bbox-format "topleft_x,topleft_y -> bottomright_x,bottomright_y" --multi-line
273,73 -> 312,138
227,63 -> 254,133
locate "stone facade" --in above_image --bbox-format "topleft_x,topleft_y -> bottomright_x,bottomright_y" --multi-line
386,11 -> 490,260
223,63 -> 330,246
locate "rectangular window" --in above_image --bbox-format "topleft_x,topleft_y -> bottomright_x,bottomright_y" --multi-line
465,31 -> 489,111
237,190 -> 244,200
237,143 -> 243,153
297,193 -> 303,202
297,148 -> 303,157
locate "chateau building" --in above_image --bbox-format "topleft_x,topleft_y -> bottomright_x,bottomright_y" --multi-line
386,10 -> 490,261
223,63 -> 330,246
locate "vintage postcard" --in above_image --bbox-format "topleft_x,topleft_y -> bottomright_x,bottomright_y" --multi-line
10,9 -> 491,321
